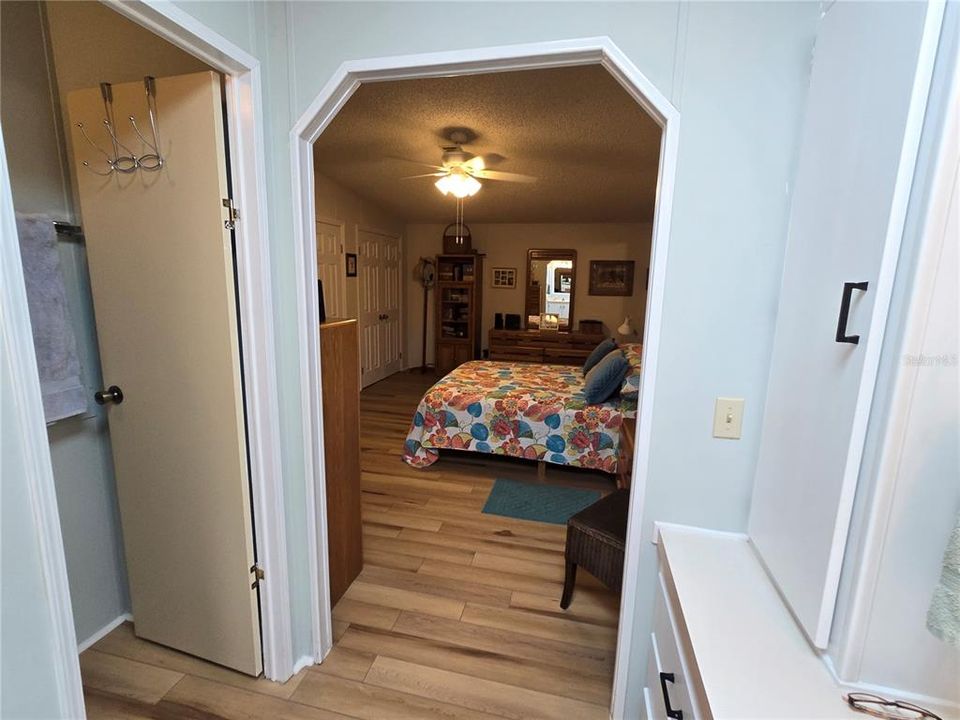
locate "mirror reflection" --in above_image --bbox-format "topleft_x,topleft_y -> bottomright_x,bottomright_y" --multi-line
525,249 -> 577,329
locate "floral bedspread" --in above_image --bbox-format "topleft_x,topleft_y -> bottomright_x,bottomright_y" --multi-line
403,360 -> 625,474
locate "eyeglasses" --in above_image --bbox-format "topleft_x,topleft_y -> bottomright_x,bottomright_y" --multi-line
845,693 -> 942,720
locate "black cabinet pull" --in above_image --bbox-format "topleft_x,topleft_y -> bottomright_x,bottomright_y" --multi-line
659,672 -> 683,720
835,281 -> 869,344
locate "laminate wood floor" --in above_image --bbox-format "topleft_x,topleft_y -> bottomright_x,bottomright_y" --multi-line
80,370 -> 620,719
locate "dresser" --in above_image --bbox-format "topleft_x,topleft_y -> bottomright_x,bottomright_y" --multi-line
319,318 -> 362,605
488,328 -> 604,365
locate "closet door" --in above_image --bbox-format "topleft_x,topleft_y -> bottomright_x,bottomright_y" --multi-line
357,229 -> 384,387
316,220 -> 346,318
380,233 -> 403,378
66,71 -> 262,675
357,229 -> 402,387
749,3 -> 943,648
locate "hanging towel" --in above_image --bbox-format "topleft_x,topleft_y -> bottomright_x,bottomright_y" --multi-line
927,513 -> 960,646
15,213 -> 87,423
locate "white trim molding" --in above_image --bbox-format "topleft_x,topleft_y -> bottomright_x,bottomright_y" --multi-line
93,0 -> 294,681
289,37 -> 680,719
0,128 -> 86,718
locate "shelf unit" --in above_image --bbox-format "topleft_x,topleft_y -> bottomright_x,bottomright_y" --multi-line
435,254 -> 484,374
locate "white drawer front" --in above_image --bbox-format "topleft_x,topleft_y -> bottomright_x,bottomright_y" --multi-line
645,632 -> 668,719
651,571 -> 697,720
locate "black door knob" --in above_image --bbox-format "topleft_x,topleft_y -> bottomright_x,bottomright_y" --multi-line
95,385 -> 124,405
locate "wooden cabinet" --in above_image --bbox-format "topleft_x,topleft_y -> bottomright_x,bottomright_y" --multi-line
435,254 -> 484,374
618,417 -> 635,490
488,329 -> 604,365
319,319 -> 362,605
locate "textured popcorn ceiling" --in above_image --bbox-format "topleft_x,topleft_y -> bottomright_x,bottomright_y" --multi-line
312,64 -> 662,223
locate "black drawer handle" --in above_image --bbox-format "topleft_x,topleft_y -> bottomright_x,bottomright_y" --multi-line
835,281 -> 869,344
659,672 -> 683,720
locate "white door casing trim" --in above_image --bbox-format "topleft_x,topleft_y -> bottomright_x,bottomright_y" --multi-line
0,126 -> 87,719
92,0 -> 293,681
290,37 -> 680,718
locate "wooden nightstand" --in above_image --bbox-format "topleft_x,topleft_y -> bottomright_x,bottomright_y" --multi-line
618,417 -> 636,489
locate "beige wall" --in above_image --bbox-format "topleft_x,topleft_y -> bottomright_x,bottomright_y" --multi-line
405,222 -> 652,368
314,169 -> 404,318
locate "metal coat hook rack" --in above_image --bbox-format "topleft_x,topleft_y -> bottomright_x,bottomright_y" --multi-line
78,77 -> 163,175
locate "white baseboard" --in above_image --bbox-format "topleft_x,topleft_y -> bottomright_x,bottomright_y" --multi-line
292,654 -> 316,675
77,612 -> 133,653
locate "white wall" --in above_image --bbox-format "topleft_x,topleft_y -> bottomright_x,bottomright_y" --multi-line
1,333 -> 72,719
1,120 -> 80,717
404,222 -> 651,368
165,0 -> 821,700
314,169 -> 404,319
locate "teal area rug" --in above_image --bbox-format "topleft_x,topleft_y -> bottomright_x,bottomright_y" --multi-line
482,478 -> 601,525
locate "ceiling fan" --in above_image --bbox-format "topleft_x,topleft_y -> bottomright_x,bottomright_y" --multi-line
400,131 -> 537,198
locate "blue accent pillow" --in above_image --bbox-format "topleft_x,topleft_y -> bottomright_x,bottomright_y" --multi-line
582,337 -> 617,375
583,349 -> 629,404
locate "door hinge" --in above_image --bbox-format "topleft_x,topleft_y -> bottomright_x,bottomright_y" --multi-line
223,198 -> 239,230
250,563 -> 264,589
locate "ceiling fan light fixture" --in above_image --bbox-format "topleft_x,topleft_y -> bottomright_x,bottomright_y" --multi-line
435,171 -> 481,198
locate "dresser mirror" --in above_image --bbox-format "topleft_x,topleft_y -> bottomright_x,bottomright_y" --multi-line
524,249 -> 577,330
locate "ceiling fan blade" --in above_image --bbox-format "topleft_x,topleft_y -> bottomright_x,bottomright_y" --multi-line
400,172 -> 446,179
474,169 -> 537,183
387,155 -> 445,171
463,155 -> 486,172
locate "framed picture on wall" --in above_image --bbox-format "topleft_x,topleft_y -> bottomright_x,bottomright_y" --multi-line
589,260 -> 635,296
491,267 -> 517,289
345,253 -> 357,277
554,268 -> 573,293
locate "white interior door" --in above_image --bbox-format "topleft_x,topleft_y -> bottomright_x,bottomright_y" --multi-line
358,229 -> 383,387
66,71 -> 262,675
316,220 -> 346,319
357,229 -> 402,387
380,233 -> 403,378
749,3 -> 942,648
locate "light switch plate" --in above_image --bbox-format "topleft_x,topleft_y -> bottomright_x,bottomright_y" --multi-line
713,397 -> 744,439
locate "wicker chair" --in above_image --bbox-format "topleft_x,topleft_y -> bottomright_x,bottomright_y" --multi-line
560,489 -> 630,609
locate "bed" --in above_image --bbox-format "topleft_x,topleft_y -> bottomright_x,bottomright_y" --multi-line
402,355 -> 640,474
